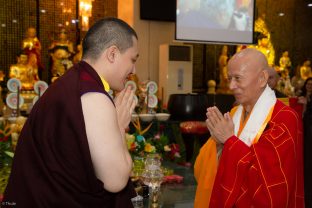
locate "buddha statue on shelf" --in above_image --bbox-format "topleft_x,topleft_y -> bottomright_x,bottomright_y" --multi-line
49,29 -> 74,82
9,53 -> 39,91
207,80 -> 216,94
279,50 -> 291,78
254,34 -> 275,66
300,60 -> 312,81
22,27 -> 43,76
217,45 -> 231,94
248,15 -> 275,66
73,43 -> 83,64
49,29 -> 74,54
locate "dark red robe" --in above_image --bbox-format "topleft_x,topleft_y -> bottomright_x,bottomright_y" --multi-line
3,61 -> 136,207
209,100 -> 304,207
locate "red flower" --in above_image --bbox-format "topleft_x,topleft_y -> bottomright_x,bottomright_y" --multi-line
0,136 -> 9,142
168,143 -> 180,160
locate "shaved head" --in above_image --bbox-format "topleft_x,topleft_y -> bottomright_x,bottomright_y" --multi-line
227,48 -> 269,112
228,48 -> 269,74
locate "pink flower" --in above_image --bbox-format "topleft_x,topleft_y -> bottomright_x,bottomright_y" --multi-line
154,133 -> 160,140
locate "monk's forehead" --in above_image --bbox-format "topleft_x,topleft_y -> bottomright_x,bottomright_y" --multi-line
229,48 -> 267,73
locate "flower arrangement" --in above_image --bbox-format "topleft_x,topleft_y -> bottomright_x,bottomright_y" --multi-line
0,122 -> 15,195
0,123 -> 14,168
126,118 -> 181,162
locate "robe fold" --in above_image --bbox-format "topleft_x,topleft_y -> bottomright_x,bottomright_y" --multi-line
195,100 -> 304,207
3,61 -> 136,207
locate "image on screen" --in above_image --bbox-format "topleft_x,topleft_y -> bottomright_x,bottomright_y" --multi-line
176,0 -> 255,44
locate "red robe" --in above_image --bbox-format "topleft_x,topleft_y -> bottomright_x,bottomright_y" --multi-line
209,100 -> 304,207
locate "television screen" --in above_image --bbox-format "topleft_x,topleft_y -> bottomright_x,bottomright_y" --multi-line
176,0 -> 256,44
140,0 -> 176,22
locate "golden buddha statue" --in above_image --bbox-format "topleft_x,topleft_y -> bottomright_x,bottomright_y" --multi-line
49,28 -> 74,55
9,53 -> 39,90
217,45 -> 231,94
49,47 -> 73,82
22,27 -> 43,74
22,27 -> 41,54
73,44 -> 83,64
49,29 -> 74,82
248,15 -> 275,66
254,34 -> 275,66
300,60 -> 312,81
279,50 -> 291,78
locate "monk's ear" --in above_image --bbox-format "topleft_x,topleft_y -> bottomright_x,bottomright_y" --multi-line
106,45 -> 119,63
259,69 -> 269,87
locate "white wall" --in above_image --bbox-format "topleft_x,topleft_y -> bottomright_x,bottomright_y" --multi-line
118,0 -> 177,83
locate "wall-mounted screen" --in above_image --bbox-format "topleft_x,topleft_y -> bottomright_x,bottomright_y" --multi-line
176,0 -> 256,44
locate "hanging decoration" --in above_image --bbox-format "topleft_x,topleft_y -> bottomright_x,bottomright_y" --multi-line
79,0 -> 94,31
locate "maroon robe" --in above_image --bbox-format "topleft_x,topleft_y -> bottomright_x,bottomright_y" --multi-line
3,61 -> 136,207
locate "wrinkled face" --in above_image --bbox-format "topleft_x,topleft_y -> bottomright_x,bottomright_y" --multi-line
111,37 -> 139,91
228,60 -> 264,109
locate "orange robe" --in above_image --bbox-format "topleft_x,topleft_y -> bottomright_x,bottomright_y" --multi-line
195,100 -> 304,207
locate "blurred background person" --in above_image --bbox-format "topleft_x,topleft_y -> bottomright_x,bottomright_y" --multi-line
298,77 -> 312,207
266,66 -> 287,97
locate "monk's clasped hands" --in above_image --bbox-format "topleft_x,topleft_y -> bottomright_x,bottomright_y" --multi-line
206,106 -> 234,144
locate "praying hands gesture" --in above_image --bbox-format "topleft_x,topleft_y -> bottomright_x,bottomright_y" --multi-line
114,86 -> 137,132
206,106 -> 234,144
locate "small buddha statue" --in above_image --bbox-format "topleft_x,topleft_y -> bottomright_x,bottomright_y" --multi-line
22,27 -> 43,75
73,43 -> 83,64
49,47 -> 73,83
279,50 -> 291,78
207,80 -> 216,94
300,60 -> 312,81
49,28 -> 74,55
256,35 -> 275,66
9,53 -> 39,90
49,29 -> 74,82
217,45 -> 231,94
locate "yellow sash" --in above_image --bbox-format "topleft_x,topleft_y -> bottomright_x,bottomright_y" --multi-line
100,77 -> 110,92
194,107 -> 238,208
